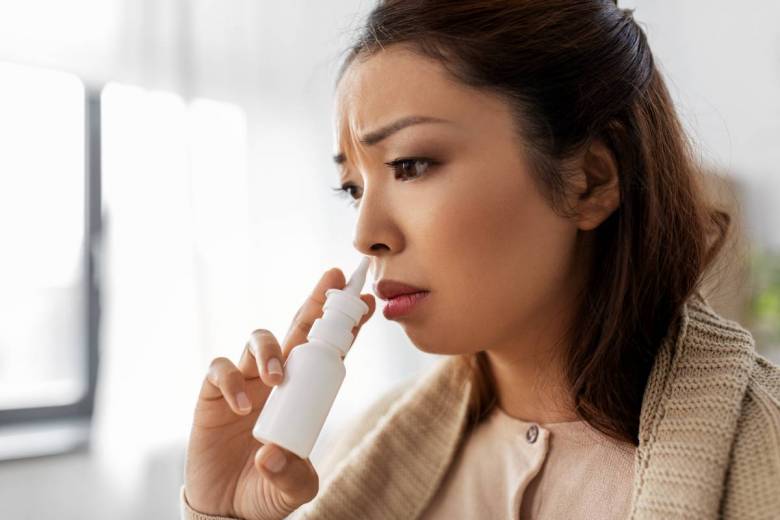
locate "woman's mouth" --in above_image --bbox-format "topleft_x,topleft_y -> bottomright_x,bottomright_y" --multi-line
382,291 -> 430,319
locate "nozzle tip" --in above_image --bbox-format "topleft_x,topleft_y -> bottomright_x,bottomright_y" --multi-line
344,256 -> 370,296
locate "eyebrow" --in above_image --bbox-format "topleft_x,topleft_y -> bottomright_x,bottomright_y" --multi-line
332,115 -> 453,165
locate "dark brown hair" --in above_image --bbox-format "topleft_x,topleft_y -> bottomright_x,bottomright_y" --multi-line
336,0 -> 731,446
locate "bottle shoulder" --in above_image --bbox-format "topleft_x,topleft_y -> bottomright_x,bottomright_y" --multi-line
288,341 -> 346,367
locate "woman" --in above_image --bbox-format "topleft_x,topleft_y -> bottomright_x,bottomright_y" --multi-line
181,1 -> 780,519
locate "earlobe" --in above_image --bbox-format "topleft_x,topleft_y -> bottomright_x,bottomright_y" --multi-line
574,139 -> 621,231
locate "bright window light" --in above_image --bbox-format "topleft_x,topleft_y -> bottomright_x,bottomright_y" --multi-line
0,61 -> 87,409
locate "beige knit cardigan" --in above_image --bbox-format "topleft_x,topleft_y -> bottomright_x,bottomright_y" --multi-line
182,291 -> 780,519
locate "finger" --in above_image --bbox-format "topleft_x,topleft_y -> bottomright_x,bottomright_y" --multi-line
281,267 -> 345,357
199,357 -> 254,415
254,444 -> 319,508
282,269 -> 378,359
238,329 -> 285,387
351,293 -> 376,337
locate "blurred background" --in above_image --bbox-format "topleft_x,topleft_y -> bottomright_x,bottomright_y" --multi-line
0,0 -> 778,518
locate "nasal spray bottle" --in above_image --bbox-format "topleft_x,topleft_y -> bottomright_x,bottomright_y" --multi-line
252,256 -> 371,459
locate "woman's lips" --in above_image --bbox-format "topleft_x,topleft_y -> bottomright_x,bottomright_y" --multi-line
374,279 -> 428,300
382,291 -> 430,319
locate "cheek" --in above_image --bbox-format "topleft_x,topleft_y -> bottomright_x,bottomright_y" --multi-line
407,164 -> 576,354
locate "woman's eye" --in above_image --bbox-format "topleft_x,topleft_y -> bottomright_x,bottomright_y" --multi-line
329,157 -> 437,208
330,182 -> 362,208
385,157 -> 435,181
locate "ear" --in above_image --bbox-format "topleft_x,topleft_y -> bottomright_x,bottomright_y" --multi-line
570,138 -> 621,231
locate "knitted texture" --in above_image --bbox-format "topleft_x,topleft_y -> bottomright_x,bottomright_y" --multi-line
719,354 -> 780,517
181,291 -> 780,520
629,293 -> 765,518
296,358 -> 474,519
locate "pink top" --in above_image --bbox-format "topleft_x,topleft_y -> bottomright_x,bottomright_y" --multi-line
420,404 -> 636,519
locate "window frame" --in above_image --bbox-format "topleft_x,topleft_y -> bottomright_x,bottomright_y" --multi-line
0,85 -> 103,456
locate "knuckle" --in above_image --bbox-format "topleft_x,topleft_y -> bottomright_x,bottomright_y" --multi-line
223,365 -> 242,380
251,328 -> 276,346
252,329 -> 280,355
292,306 -> 303,322
307,293 -> 327,309
251,328 -> 273,338
292,318 -> 313,337
207,356 -> 230,373
207,358 -> 240,384
249,328 -> 273,350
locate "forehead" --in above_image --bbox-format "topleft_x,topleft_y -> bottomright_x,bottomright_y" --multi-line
333,45 -> 509,144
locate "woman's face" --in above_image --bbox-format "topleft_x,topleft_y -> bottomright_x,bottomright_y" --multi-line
333,45 -> 584,357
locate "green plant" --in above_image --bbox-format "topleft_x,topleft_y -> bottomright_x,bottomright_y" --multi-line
747,246 -> 780,354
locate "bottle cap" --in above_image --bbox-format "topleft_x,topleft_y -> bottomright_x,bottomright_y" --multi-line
308,256 -> 371,356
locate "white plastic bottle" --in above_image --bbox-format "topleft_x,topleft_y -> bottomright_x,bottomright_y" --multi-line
252,256 -> 371,459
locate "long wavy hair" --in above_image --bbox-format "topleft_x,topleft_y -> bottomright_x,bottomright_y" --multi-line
335,0 -> 732,446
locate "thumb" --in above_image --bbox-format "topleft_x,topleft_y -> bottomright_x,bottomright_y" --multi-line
255,443 -> 319,509
352,293 -> 376,335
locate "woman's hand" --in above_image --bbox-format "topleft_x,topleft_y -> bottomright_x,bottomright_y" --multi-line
183,268 -> 376,519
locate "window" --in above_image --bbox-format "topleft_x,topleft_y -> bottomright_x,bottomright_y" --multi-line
0,62 -> 101,460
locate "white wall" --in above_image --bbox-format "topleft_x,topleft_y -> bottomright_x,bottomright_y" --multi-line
626,0 -> 780,247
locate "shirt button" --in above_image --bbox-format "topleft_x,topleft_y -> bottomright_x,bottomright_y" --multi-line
526,424 -> 539,444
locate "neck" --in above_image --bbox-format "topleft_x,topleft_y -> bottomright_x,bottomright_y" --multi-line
483,288 -> 581,425
485,348 -> 577,424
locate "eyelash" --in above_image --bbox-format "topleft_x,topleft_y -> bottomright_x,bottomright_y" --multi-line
330,157 -> 437,207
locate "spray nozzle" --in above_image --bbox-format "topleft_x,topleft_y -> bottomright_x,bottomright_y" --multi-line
312,256 -> 372,356
344,256 -> 370,296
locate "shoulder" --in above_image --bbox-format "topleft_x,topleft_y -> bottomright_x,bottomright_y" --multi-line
316,377 -> 412,481
738,352 -> 780,443
721,352 -> 780,517
674,294 -> 780,515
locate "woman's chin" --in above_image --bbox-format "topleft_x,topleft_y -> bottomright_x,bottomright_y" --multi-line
409,337 -> 468,356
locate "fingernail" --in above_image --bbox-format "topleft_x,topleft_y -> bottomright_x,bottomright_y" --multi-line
236,392 -> 251,411
267,357 -> 283,376
263,447 -> 287,473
